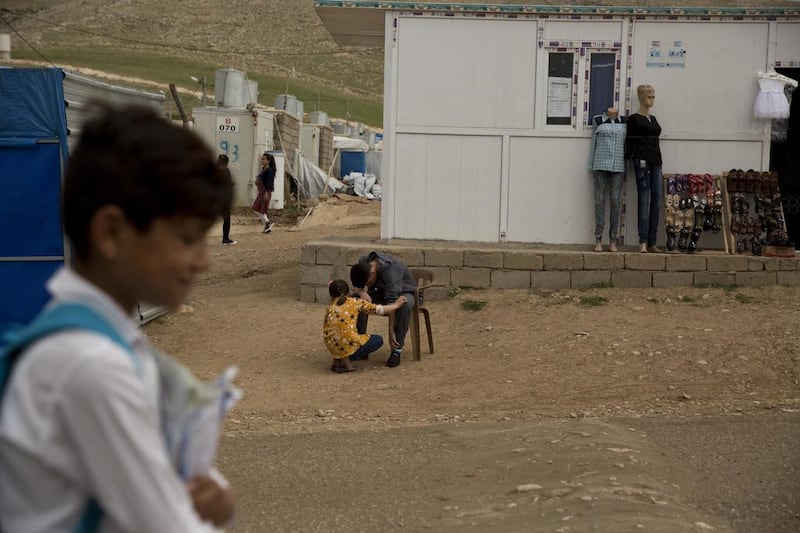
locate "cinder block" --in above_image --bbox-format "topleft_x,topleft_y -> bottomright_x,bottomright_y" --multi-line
746,257 -> 767,271
465,251 -> 504,268
299,285 -> 317,303
451,267 -> 491,288
571,270 -> 611,289
706,255 -> 749,272
542,253 -> 583,271
653,272 -> 694,288
426,267 -> 451,285
503,252 -> 544,270
315,286 -> 330,303
583,253 -> 624,270
779,258 -> 799,271
316,243 -> 347,265
300,264 -> 333,285
531,271 -> 571,289
625,254 -> 666,271
300,244 -> 317,265
611,270 -> 653,287
762,258 -> 780,272
665,254 -> 707,272
735,271 -> 777,286
391,249 -> 425,266
777,271 -> 800,285
693,271 -> 735,286
491,270 -> 531,289
425,249 -> 464,267
424,286 -> 451,301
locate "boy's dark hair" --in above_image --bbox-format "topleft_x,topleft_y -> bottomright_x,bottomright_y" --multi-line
63,102 -> 232,259
349,260 -> 371,289
329,279 -> 350,305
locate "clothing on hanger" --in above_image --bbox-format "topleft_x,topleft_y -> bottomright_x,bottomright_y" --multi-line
754,73 -> 792,119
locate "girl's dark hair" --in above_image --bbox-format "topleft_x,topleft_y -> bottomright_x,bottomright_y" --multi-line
329,279 -> 350,305
263,152 -> 277,171
63,102 -> 233,259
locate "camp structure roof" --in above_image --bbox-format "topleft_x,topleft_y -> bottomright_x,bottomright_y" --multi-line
313,1 -> 800,47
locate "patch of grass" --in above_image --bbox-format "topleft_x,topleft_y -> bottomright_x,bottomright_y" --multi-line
448,287 -> 462,298
735,293 -> 756,304
461,299 -> 486,311
578,295 -> 608,307
580,282 -> 612,290
677,295 -> 696,303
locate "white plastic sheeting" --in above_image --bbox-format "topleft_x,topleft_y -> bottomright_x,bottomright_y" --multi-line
293,149 -> 345,200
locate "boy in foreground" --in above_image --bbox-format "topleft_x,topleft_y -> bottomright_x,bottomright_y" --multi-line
0,103 -> 235,532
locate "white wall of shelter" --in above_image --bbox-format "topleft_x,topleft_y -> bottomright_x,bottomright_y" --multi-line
364,5 -> 800,245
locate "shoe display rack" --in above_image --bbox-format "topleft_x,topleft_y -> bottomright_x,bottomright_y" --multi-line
663,174 -> 729,254
722,169 -> 794,257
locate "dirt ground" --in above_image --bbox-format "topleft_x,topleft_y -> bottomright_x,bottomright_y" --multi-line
143,199 -> 800,532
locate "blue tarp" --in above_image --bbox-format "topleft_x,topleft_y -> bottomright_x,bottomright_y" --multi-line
0,68 -> 68,323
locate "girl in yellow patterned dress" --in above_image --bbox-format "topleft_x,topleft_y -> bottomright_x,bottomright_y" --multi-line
323,279 -> 407,373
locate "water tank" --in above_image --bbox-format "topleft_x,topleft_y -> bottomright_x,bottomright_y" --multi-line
296,100 -> 304,121
309,111 -> 329,125
0,34 -> 10,60
331,119 -> 348,135
245,80 -> 258,106
275,94 -> 297,116
215,69 -> 246,108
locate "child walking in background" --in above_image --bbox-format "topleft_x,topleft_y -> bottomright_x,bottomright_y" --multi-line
252,152 -> 276,234
323,279 -> 406,373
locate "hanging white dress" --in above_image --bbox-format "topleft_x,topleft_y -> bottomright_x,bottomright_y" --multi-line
753,77 -> 790,119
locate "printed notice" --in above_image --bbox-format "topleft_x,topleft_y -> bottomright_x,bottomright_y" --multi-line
547,77 -> 572,118
647,40 -> 686,68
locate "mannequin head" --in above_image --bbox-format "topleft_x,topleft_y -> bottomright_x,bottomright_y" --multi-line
606,107 -> 618,118
636,85 -> 656,112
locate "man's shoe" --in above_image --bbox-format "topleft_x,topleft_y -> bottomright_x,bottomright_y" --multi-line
387,351 -> 401,368
222,239 -> 237,245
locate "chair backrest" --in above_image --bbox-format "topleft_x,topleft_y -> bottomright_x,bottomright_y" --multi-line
408,267 -> 434,287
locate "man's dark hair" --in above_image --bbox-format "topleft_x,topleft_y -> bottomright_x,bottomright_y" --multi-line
349,260 -> 371,289
63,102 -> 232,259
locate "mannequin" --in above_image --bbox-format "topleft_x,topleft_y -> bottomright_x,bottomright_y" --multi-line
625,84 -> 664,253
589,106 -> 626,252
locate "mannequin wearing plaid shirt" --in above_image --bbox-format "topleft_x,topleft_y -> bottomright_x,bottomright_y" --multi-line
589,107 -> 626,251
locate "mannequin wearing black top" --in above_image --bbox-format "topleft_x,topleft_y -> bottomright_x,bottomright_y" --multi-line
626,84 -> 664,253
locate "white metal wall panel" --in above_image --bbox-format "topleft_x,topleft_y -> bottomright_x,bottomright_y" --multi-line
631,22 -> 768,134
661,139 -> 765,175
393,134 -> 501,241
506,137 -> 594,244
396,18 -> 537,129
543,21 -> 623,41
775,23 -> 800,59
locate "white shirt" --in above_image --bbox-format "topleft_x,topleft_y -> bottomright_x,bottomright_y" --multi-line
0,267 -> 222,533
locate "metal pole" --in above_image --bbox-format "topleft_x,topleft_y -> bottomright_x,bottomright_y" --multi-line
202,76 -> 207,107
168,83 -> 189,127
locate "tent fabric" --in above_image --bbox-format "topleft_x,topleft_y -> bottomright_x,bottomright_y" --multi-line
293,150 -> 345,200
0,68 -> 69,162
333,135 -> 368,151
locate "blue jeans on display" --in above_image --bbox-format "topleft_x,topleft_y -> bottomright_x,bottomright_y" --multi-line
634,161 -> 663,246
349,334 -> 384,361
593,170 -> 624,242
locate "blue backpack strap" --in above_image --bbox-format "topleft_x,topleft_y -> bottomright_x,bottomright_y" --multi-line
1,302 -> 138,533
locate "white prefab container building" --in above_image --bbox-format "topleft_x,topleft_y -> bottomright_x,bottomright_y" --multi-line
315,2 -> 800,246
192,107 -> 283,209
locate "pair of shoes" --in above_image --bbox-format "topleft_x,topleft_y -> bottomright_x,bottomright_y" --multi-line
647,245 -> 664,253
387,351 -> 402,368
639,243 -> 648,253
609,242 -> 618,252
262,226 -> 272,234
222,239 -> 237,245
594,242 -> 603,252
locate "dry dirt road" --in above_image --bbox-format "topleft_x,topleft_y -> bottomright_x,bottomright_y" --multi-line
144,199 -> 800,532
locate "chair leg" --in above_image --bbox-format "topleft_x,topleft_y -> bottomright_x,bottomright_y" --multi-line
410,307 -> 421,361
421,308 -> 434,354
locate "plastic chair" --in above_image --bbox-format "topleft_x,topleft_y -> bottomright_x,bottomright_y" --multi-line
408,267 -> 444,361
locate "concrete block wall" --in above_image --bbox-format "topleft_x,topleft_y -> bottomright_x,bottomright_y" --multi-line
274,110 -> 300,169
298,239 -> 800,303
318,125 -> 334,175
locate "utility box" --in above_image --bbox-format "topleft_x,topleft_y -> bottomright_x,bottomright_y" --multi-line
192,107 -> 279,208
300,124 -> 321,166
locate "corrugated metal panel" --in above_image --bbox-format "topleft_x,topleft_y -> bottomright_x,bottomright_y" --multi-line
63,71 -> 166,153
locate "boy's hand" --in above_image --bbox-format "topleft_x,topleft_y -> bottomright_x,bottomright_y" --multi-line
396,295 -> 407,306
188,474 -> 235,527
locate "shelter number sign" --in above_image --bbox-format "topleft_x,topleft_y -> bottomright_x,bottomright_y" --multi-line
216,116 -> 240,133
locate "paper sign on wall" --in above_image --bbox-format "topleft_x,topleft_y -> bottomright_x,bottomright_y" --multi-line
646,40 -> 686,68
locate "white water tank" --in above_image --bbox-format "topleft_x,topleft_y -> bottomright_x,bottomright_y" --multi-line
275,94 -> 297,115
309,111 -> 329,125
215,69 -> 249,108
0,34 -> 10,60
